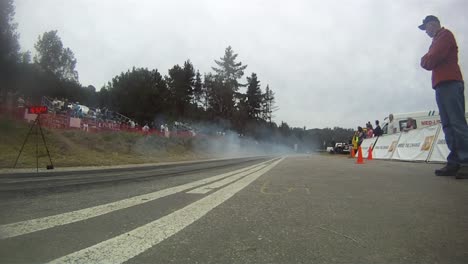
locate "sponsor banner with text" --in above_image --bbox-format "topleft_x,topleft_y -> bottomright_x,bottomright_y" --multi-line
372,133 -> 401,160
427,124 -> 448,162
391,125 -> 439,161
359,138 -> 377,158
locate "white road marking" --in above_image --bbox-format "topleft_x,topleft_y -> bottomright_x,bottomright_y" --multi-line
0,159 -> 274,239
47,158 -> 283,264
186,163 -> 268,194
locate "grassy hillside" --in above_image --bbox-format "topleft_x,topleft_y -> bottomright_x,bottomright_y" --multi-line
0,117 -> 209,168
0,117 -> 285,169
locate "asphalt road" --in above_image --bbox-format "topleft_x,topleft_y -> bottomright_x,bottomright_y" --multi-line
0,154 -> 467,264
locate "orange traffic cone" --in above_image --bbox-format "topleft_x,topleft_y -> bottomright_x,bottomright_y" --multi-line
350,147 -> 356,158
368,146 -> 373,160
356,147 -> 364,164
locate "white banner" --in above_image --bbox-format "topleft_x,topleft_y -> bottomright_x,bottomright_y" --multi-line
372,133 -> 401,160
391,125 -> 439,161
427,124 -> 448,162
69,117 -> 81,128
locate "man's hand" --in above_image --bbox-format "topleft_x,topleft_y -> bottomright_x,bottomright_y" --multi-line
421,54 -> 430,70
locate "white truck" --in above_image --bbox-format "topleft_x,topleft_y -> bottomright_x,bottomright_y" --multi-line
327,142 -> 351,154
381,108 -> 468,134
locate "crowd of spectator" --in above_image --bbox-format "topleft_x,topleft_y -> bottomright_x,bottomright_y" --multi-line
354,120 -> 384,146
42,97 -> 150,132
40,96 -> 199,137
353,113 -> 417,149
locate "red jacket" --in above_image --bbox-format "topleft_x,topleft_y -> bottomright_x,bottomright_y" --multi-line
421,28 -> 464,88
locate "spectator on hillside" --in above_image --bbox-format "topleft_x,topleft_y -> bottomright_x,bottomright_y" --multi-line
16,96 -> 26,119
374,120 -> 383,137
71,104 -> 79,117
52,98 -> 60,111
6,91 -> 14,112
164,124 -> 170,138
142,124 -> 150,135
17,96 -> 25,108
58,99 -> 65,110
60,99 -> 68,113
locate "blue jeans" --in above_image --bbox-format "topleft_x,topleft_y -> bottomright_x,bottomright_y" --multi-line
435,81 -> 468,167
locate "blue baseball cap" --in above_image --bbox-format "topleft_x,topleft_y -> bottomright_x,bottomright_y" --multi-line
418,15 -> 440,30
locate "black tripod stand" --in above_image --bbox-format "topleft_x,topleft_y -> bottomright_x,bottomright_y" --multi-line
14,114 -> 54,172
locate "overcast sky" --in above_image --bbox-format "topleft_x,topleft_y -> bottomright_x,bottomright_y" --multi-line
14,0 -> 468,129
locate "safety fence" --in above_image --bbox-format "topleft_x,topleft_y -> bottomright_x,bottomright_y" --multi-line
358,124 -> 450,163
3,107 -> 197,138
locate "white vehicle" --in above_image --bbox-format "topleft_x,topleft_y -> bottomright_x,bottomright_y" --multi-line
381,108 -> 468,134
327,142 -> 350,154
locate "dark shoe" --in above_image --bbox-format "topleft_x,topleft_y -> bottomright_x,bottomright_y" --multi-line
455,167 -> 468,179
435,165 -> 459,176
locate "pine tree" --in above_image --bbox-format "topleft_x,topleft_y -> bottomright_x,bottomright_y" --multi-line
204,72 -> 225,117
263,85 -> 278,123
106,67 -> 168,124
212,46 -> 247,92
166,60 -> 195,118
246,72 -> 263,120
193,70 -> 203,106
210,46 -> 247,119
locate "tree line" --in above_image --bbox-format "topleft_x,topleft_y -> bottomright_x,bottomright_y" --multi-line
0,0 -> 353,151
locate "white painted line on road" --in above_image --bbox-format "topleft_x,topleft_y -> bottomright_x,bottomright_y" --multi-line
186,163 -> 268,194
0,159 -> 275,240
47,158 -> 284,264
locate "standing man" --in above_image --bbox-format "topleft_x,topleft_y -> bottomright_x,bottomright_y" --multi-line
419,15 -> 468,178
387,114 -> 396,135
374,120 -> 383,137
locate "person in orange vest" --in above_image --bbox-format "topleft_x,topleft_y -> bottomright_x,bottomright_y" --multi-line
351,131 -> 359,154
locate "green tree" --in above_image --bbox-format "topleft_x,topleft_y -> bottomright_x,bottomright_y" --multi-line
0,0 -> 20,95
193,70 -> 203,106
20,51 -> 31,64
209,46 -> 247,119
79,85 -> 98,107
232,91 -> 248,133
204,72 -> 233,120
304,127 -> 354,150
0,0 -> 19,64
98,87 -> 112,109
106,67 -> 168,124
34,30 -> 79,82
279,121 -> 291,137
246,72 -> 263,120
211,46 -> 247,92
262,85 -> 278,123
204,73 -> 219,114
165,60 -> 195,118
